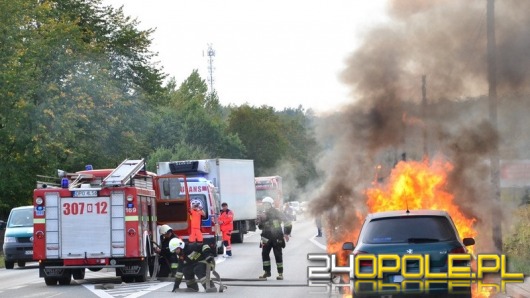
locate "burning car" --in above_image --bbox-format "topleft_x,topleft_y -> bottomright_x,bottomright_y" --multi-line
342,209 -> 475,297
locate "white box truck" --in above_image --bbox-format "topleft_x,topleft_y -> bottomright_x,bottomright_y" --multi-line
157,159 -> 257,243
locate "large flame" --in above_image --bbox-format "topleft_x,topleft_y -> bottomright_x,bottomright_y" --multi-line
326,158 -> 487,297
366,159 -> 477,250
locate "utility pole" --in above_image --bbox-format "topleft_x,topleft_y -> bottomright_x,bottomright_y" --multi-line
487,0 -> 502,253
422,75 -> 428,159
206,44 -> 215,93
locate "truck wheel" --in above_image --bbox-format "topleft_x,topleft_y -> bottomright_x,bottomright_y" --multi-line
72,269 -> 85,280
4,261 -> 14,269
121,276 -> 134,283
45,277 -> 58,286
231,231 -> 244,244
58,276 -> 71,285
135,260 -> 149,282
217,245 -> 224,256
17,261 -> 26,268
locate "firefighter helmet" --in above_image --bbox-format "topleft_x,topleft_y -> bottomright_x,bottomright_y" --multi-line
159,224 -> 172,235
262,197 -> 274,205
169,238 -> 185,253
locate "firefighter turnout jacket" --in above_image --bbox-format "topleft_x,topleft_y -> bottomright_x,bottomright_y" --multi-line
258,207 -> 292,245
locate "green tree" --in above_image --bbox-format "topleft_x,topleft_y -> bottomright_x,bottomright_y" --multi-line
227,105 -> 288,174
277,106 -> 319,191
146,70 -> 244,161
0,0 -> 165,215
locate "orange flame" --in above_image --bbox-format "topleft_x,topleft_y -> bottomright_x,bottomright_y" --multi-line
327,158 -> 484,297
366,159 -> 477,252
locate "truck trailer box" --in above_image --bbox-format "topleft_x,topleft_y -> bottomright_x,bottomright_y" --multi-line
157,159 -> 257,243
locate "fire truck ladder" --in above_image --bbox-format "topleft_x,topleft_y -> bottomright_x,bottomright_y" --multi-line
102,159 -> 145,187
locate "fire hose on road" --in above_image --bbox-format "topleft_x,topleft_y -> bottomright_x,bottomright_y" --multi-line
150,242 -> 309,292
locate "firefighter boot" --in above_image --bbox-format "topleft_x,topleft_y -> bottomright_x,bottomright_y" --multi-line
185,281 -> 199,292
276,273 -> 283,280
259,271 -> 271,280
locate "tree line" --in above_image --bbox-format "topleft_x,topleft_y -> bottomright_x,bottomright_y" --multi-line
0,0 -> 317,217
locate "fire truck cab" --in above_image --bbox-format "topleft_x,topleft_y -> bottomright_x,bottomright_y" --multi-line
255,176 -> 283,210
33,159 -> 157,285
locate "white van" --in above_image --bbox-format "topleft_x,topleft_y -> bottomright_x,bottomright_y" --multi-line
3,206 -> 34,269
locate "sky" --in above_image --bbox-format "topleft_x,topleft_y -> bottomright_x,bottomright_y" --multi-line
100,0 -> 389,114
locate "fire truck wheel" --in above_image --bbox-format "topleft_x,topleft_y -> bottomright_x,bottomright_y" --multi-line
4,261 -> 14,269
58,277 -> 71,285
121,276 -> 134,283
44,277 -> 58,286
17,261 -> 26,268
135,259 -> 149,282
72,269 -> 86,280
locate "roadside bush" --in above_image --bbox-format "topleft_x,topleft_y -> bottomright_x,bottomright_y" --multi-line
504,205 -> 530,274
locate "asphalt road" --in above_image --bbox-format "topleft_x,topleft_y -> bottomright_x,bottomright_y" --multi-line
0,214 -> 329,298
2,215 -> 525,298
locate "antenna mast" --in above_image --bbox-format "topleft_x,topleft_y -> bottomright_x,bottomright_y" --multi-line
206,44 -> 216,93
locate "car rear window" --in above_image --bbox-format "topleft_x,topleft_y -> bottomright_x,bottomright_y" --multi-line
362,216 -> 457,244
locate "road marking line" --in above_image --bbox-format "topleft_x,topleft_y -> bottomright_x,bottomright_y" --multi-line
83,285 -> 114,298
309,236 -> 326,251
84,282 -> 171,298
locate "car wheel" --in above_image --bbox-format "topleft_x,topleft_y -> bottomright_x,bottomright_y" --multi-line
5,261 -> 14,269
17,261 -> 26,268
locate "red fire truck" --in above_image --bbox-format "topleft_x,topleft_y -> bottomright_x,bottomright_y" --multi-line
255,176 -> 283,210
33,159 -> 157,285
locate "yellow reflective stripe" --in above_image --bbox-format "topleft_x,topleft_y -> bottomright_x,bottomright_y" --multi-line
34,216 -> 144,223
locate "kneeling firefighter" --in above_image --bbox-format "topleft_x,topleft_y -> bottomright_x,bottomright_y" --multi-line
169,238 -> 218,293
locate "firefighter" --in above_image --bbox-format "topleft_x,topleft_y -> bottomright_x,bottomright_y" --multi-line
155,224 -> 177,277
218,202 -> 234,257
189,202 -> 206,243
315,216 -> 323,237
170,238 -> 217,293
257,196 -> 292,280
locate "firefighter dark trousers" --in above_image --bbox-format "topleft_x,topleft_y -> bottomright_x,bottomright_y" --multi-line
157,257 -> 170,277
174,262 -> 213,292
261,242 -> 283,274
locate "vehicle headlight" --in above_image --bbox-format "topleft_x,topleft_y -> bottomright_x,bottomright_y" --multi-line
4,237 -> 16,243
